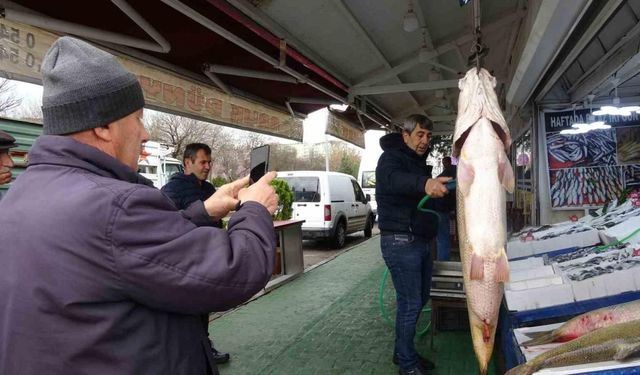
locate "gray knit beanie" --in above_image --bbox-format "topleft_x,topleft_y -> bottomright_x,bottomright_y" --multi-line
41,36 -> 145,135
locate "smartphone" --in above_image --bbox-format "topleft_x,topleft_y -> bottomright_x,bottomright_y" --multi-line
249,145 -> 270,184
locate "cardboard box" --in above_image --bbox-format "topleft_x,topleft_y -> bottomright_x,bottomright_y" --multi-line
570,277 -> 609,302
505,283 -> 574,311
506,275 -> 564,292
509,265 -> 556,282
598,216 -> 640,245
508,256 -> 545,271
507,227 -> 600,259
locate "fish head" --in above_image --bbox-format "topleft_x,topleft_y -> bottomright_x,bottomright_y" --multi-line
453,67 -> 511,158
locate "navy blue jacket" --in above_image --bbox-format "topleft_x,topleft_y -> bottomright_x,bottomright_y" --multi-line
375,133 -> 440,239
161,172 -> 222,227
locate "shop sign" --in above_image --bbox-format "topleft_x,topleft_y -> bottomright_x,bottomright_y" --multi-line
543,108 -> 640,209
325,111 -> 365,148
544,108 -> 640,133
0,19 -> 303,141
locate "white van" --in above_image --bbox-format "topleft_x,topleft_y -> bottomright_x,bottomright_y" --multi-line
357,147 -> 383,219
278,171 -> 375,248
138,141 -> 183,188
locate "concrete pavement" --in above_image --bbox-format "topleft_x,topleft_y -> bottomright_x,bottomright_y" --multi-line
209,236 -> 497,374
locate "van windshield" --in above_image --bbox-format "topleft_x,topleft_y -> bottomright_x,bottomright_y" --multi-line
280,177 -> 321,202
361,171 -> 376,188
164,163 -> 183,177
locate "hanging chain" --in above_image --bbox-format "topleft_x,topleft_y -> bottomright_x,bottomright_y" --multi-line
468,0 -> 485,72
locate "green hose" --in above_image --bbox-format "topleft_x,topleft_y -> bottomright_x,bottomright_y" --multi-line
377,192 -> 446,336
595,227 -> 640,253
379,267 -> 432,337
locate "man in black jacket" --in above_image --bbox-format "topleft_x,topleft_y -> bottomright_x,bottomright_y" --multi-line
161,143 -> 229,364
376,115 -> 451,375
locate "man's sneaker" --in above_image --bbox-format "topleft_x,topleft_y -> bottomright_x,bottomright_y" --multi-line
398,366 -> 428,375
393,353 -> 435,370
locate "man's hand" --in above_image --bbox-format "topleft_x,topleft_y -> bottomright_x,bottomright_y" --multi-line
425,177 -> 451,198
203,175 -> 250,219
0,166 -> 12,185
238,171 -> 279,214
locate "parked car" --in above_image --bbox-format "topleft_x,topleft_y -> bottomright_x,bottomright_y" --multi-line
278,171 -> 375,248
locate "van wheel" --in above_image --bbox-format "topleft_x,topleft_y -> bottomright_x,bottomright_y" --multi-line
331,221 -> 346,249
364,216 -> 373,238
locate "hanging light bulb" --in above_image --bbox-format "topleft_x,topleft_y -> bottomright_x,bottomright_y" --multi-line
403,2 -> 419,32
563,96 -> 612,134
594,78 -> 640,116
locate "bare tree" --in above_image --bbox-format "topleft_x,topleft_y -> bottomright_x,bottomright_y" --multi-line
269,144 -> 298,171
146,112 -> 225,159
10,100 -> 42,123
0,79 -> 22,115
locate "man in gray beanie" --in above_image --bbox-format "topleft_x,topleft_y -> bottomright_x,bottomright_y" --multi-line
0,36 -> 279,375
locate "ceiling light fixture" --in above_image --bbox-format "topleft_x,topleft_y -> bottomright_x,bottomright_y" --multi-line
403,1 -> 419,32
593,78 -> 640,116
561,97 -> 611,135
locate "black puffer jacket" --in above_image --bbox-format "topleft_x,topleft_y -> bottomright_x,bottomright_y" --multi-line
161,172 -> 221,227
375,133 -> 440,239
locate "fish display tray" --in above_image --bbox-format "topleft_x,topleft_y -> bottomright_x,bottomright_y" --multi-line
505,290 -> 640,329
510,322 -> 640,374
499,293 -> 640,374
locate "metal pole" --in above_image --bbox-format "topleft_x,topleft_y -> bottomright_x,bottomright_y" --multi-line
3,0 -> 170,53
159,0 -> 391,128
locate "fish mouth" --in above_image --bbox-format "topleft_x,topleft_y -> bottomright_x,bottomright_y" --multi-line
453,120 -> 510,157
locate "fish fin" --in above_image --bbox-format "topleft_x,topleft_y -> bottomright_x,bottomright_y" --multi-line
521,329 -> 559,347
457,157 -> 474,197
498,152 -> 515,193
614,340 -> 640,361
495,249 -> 509,283
470,252 -> 484,280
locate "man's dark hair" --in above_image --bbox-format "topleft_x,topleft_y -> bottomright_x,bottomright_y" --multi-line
183,143 -> 211,165
402,114 -> 433,134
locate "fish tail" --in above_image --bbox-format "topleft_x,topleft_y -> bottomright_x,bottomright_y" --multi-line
614,340 -> 640,361
495,248 -> 509,283
521,329 -> 560,346
505,363 -> 535,375
470,251 -> 485,280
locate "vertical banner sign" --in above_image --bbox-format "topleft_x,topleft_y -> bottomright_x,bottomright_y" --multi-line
325,111 -> 365,148
543,109 -> 640,209
0,19 -> 303,142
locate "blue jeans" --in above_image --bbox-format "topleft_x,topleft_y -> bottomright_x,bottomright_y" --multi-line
381,234 -> 433,370
436,212 -> 451,261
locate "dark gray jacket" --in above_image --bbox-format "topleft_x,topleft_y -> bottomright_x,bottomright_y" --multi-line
0,136 -> 276,375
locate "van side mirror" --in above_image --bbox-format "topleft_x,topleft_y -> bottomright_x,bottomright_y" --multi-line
365,194 -> 371,203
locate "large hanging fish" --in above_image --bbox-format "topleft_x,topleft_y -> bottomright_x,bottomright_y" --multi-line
453,67 -> 514,375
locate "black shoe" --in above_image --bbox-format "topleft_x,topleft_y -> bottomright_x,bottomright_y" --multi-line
211,348 -> 230,364
393,353 -> 435,370
398,366 -> 428,375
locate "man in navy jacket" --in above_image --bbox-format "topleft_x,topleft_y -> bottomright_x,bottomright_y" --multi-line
162,143 -> 229,363
376,114 -> 451,375
0,36 -> 278,375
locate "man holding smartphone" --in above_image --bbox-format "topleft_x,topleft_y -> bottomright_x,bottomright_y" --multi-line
0,36 -> 278,375
161,143 -> 229,364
